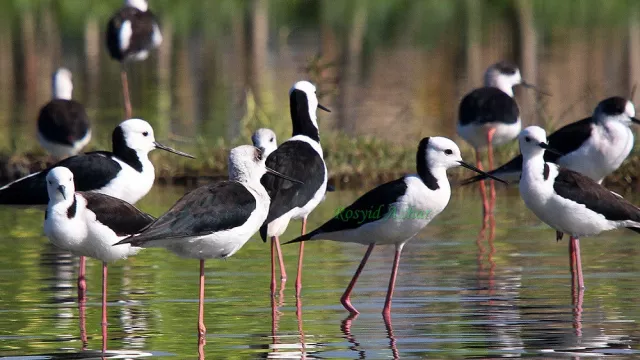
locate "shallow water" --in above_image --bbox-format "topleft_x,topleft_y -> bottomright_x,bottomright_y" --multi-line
1,186 -> 640,359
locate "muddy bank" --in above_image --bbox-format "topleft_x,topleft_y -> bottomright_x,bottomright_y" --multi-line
4,151 -> 640,194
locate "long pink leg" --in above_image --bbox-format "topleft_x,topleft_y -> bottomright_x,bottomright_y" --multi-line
382,244 -> 404,321
102,262 -> 108,354
341,244 -> 375,314
487,128 -> 497,211
295,217 -> 307,297
271,237 -> 277,296
77,256 -> 86,303
274,236 -> 287,282
120,65 -> 132,119
198,260 -> 206,359
569,236 -> 585,289
476,150 -> 489,216
198,260 -> 207,340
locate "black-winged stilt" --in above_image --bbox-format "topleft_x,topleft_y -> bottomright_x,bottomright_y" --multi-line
37,68 -> 91,158
457,61 -> 542,212
258,81 -> 330,296
115,145 -> 302,341
0,118 -> 193,205
285,137 -> 505,319
462,97 -> 639,185
44,167 -> 155,353
106,0 -> 162,118
517,126 -> 640,289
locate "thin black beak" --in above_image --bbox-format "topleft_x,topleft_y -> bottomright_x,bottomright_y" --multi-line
521,80 -> 551,97
318,103 -> 331,112
458,161 -> 507,184
631,117 -> 640,125
153,141 -> 196,159
538,142 -> 563,156
265,167 -> 304,185
57,185 -> 66,200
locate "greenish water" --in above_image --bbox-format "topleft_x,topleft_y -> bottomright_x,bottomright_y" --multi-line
2,187 -> 640,359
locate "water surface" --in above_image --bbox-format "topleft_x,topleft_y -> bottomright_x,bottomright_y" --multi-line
1,187 -> 640,359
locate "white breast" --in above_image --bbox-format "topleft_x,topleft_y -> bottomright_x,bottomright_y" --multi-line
44,196 -> 140,262
44,202 -> 89,253
558,121 -> 633,183
97,156 -> 155,205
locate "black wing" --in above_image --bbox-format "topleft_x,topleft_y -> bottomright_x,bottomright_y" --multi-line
38,99 -> 90,145
80,192 -> 155,236
261,140 -> 325,225
458,87 -> 519,126
0,152 -> 122,205
286,178 -> 408,244
116,181 -> 256,246
461,117 -> 595,185
553,167 -> 640,222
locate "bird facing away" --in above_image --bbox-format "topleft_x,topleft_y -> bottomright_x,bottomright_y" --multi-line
462,97 -> 640,185
0,118 -> 194,206
106,0 -> 163,118
457,61 -> 542,213
251,128 -> 278,158
258,81 -> 331,297
37,68 -> 91,158
285,137 -> 506,319
517,126 -> 640,290
106,0 -> 162,62
115,145 -> 303,340
43,166 -> 155,353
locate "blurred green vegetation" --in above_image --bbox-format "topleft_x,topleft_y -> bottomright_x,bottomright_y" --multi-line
1,0 -> 640,187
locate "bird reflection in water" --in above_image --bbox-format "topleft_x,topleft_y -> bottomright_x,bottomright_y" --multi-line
340,314 -> 399,359
340,314 -> 365,359
571,274 -> 584,337
476,211 -> 497,292
264,292 -> 318,358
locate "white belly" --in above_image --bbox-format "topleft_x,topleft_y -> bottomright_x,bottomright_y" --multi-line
317,176 -> 450,246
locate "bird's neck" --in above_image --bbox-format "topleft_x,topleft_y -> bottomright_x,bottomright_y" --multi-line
486,77 -> 515,97
52,86 -> 72,100
113,145 -> 147,173
521,153 -> 546,182
417,162 -> 445,191
290,94 -> 320,142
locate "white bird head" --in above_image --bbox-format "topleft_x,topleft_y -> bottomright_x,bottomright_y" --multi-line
289,81 -> 330,134
52,67 -> 73,100
594,97 -> 640,126
125,0 -> 148,11
484,62 -> 521,95
421,137 -> 465,170
419,137 -> 506,182
115,119 -> 194,159
251,128 -> 277,158
228,145 -> 303,185
518,126 -> 559,160
46,167 -> 75,203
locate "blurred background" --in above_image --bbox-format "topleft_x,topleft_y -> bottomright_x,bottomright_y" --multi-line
1,0 -> 640,180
